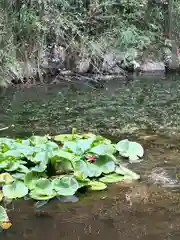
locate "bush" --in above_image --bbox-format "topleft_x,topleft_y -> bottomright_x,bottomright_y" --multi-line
0,0 -> 179,85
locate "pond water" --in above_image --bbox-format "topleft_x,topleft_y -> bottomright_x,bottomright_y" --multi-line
1,75 -> 180,239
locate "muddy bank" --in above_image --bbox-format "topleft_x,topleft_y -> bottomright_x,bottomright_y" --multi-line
6,40 -> 180,86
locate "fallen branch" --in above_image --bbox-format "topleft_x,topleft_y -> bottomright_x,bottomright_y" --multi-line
0,127 -> 9,131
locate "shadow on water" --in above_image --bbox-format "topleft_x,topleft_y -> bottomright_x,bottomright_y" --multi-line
2,75 -> 180,239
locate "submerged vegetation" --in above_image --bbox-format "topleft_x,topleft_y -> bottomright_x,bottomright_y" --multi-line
0,130 -> 144,230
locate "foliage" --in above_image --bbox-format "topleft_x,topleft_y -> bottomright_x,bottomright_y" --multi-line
0,132 -> 143,205
0,206 -> 12,231
0,0 -> 178,84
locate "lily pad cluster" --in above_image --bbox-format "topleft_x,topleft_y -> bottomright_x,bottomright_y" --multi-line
0,133 -> 143,204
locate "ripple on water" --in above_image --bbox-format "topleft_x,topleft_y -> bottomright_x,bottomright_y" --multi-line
148,167 -> 180,187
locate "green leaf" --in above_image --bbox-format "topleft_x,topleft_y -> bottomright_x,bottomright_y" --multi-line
52,176 -> 79,196
54,159 -> 73,173
33,178 -> 54,196
77,138 -> 95,153
0,160 -> 9,170
99,173 -> 126,183
62,141 -> 80,154
115,165 -> 140,180
4,149 -> 22,158
86,162 -> 102,177
0,191 -> 3,201
30,152 -> 49,172
0,206 -> 8,222
51,150 -> 77,163
88,181 -> 107,191
2,180 -> 28,199
24,171 -> 40,190
11,173 -> 25,181
29,190 -> 56,200
54,134 -> 82,142
5,162 -> 20,172
29,136 -> 48,145
94,156 -> 115,174
74,160 -> 90,179
17,165 -> 29,173
0,173 -> 13,184
90,144 -> 115,156
116,139 -> 144,160
30,151 -> 48,164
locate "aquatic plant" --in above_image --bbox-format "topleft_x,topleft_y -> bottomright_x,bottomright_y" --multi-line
0,206 -> 12,231
0,130 -> 143,229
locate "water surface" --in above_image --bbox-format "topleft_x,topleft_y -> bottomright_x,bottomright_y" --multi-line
1,75 -> 180,239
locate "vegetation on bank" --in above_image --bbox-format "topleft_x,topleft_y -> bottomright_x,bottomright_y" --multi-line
0,130 -> 144,230
0,0 -> 179,85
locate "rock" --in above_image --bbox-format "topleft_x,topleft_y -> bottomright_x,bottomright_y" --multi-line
102,50 -> 125,73
140,61 -> 165,72
102,49 -> 140,73
48,44 -> 67,70
76,58 -> 90,74
164,40 -> 180,71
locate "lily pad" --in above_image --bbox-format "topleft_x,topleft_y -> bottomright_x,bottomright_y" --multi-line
88,181 -> 107,191
94,156 -> 115,174
0,173 -> 13,185
0,206 -> 8,222
99,173 -> 126,183
115,165 -> 140,180
52,176 -> 79,196
24,171 -> 41,190
33,178 -> 54,196
116,139 -> 144,161
29,190 -> 56,200
90,144 -> 115,156
2,180 -> 28,199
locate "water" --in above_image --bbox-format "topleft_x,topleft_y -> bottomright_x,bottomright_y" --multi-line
1,75 -> 180,239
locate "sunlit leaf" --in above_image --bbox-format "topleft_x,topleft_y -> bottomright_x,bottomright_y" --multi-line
33,178 -> 54,196
29,190 -> 56,200
0,173 -> 13,185
29,136 -> 48,145
88,181 -> 107,191
116,139 -> 144,160
90,144 -> 115,156
5,162 -> 20,172
115,165 -> 140,180
94,156 -> 115,174
0,191 -> 3,201
74,160 -> 90,179
3,180 -> 28,199
86,162 -> 102,177
52,176 -> 79,196
24,171 -> 41,190
54,134 -> 82,142
99,173 -> 126,183
0,206 -> 8,222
